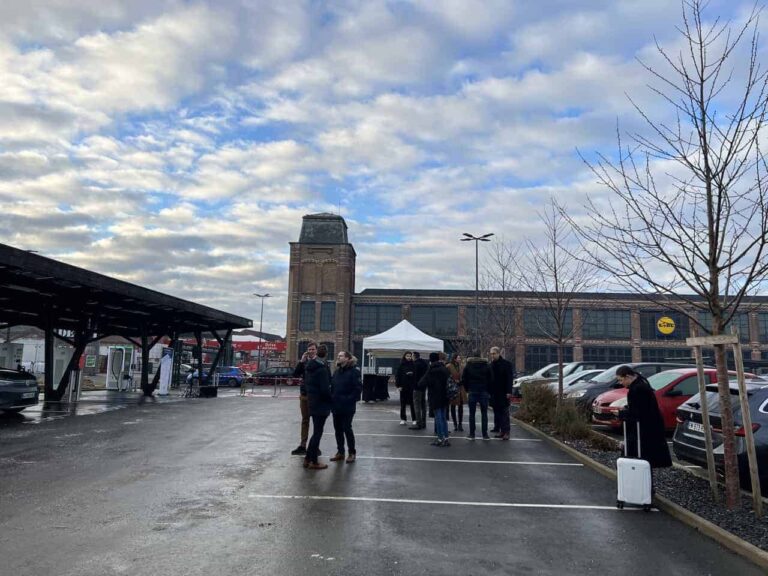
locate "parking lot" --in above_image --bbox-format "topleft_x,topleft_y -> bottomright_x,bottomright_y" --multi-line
0,387 -> 762,575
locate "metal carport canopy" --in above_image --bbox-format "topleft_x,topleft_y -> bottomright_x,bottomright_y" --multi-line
0,242 -> 252,336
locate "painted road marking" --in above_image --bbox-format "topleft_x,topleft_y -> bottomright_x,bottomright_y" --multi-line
355,455 -> 581,466
249,493 -> 653,511
323,432 -> 540,441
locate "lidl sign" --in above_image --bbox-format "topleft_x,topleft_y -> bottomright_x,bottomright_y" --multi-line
657,316 -> 676,335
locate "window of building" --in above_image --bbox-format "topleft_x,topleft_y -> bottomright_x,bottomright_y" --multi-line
582,346 -> 632,363
320,302 -> 336,332
759,313 -> 768,343
353,304 -> 402,334
467,306 -> 515,336
411,306 -> 458,337
640,348 -> 692,362
582,309 -> 631,339
299,301 -> 316,331
524,345 -> 573,373
523,308 -> 573,338
698,311 -> 749,343
639,311 -> 689,341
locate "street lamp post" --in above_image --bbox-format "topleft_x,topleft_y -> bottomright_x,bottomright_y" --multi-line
253,293 -> 271,369
460,232 -> 494,354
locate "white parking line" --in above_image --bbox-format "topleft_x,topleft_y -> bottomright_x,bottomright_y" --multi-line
248,493 -> 652,511
355,456 -> 581,466
323,433 -> 540,441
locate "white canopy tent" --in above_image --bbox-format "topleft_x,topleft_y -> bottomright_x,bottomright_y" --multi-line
362,319 -> 444,371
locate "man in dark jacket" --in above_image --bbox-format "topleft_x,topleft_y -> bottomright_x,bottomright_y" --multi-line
304,345 -> 333,469
461,351 -> 494,440
489,347 -> 514,440
410,351 -> 429,430
291,342 -> 317,456
423,352 -> 451,446
330,351 -> 363,463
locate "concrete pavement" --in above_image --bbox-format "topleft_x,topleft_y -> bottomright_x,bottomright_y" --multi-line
0,387 -> 761,575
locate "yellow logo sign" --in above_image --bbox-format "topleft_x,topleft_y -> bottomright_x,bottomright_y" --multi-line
657,316 -> 676,335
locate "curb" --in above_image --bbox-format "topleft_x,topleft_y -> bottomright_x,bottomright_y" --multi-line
513,417 -> 768,571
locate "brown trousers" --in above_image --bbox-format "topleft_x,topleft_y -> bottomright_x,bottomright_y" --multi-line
299,394 -> 310,447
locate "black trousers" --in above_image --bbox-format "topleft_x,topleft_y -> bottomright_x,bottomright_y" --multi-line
400,390 -> 416,421
307,413 -> 329,464
333,412 -> 356,454
450,403 -> 464,426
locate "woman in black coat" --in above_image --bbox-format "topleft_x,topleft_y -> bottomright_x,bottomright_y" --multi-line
616,365 -> 672,470
330,351 -> 363,463
395,352 -> 417,425
304,345 -> 333,469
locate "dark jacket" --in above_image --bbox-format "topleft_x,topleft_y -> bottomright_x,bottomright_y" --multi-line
413,357 -> 429,390
620,375 -> 672,468
305,358 -> 332,416
461,357 -> 494,395
423,361 -> 450,410
395,360 -> 417,393
490,357 -> 514,403
332,364 -> 362,415
293,361 -> 308,396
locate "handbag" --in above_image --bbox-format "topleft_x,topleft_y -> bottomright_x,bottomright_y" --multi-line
446,377 -> 459,401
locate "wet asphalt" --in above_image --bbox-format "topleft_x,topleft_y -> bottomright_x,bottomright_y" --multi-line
0,387 -> 762,576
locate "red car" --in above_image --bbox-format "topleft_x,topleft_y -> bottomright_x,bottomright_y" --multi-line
591,368 -> 752,431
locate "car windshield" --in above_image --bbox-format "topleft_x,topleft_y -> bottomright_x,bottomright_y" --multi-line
648,371 -> 684,391
590,366 -> 622,383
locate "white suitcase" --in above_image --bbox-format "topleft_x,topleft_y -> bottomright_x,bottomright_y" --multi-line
616,421 -> 652,511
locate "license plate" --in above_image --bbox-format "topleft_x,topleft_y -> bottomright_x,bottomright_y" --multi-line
687,421 -> 704,433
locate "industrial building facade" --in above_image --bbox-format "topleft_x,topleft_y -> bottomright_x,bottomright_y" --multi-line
286,213 -> 768,373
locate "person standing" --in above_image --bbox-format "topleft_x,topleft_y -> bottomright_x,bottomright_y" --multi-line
304,344 -> 333,470
461,351 -> 494,440
395,352 -> 417,426
410,351 -> 429,430
489,347 -> 514,440
423,352 -> 451,446
330,351 -> 363,463
290,342 -> 317,456
616,365 -> 672,491
447,354 -> 466,431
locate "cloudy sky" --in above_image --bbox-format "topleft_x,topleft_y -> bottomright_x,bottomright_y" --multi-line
0,0 -> 758,335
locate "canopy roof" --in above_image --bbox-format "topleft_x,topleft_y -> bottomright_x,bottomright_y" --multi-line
362,319 -> 443,358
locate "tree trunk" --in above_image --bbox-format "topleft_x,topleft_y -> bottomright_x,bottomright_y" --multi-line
714,343 -> 741,508
556,342 -> 564,409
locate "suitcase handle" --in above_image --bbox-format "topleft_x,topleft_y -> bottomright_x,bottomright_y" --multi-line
623,421 -> 641,459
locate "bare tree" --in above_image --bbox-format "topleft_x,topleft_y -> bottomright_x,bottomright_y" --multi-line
517,200 -> 599,404
567,1 -> 768,507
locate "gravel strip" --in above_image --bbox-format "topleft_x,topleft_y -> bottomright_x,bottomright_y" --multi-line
544,428 -> 768,551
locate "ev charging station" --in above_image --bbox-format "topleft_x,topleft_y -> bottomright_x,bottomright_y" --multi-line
106,345 -> 134,390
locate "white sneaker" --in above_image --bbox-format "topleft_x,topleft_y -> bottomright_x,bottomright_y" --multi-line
411,421 -> 418,426
400,420 -> 406,425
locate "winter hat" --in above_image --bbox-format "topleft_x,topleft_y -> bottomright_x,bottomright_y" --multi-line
429,352 -> 440,362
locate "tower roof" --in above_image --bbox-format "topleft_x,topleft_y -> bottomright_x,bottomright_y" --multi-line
298,213 -> 349,244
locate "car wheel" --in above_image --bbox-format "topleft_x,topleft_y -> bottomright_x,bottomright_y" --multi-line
228,378 -> 238,387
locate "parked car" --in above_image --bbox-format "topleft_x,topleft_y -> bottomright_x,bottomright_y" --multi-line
673,379 -> 768,492
512,364 -> 611,400
0,368 -> 40,413
513,363 -> 560,388
253,366 -> 298,385
591,368 -> 755,431
512,369 -> 605,403
563,362 -> 699,411
187,366 -> 252,387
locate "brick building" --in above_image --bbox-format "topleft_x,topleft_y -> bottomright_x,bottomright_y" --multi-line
286,213 -> 768,372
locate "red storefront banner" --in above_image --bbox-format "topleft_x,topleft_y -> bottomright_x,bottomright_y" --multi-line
181,339 -> 286,353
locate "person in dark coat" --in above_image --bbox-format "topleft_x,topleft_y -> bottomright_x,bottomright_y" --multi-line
291,342 -> 317,456
330,351 -> 363,463
616,365 -> 673,477
489,347 -> 514,440
423,352 -> 451,446
304,345 -> 333,469
395,352 -> 417,425
410,352 -> 429,430
461,351 -> 494,440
